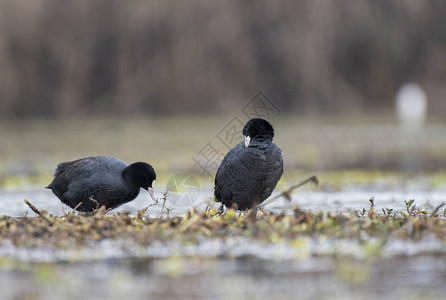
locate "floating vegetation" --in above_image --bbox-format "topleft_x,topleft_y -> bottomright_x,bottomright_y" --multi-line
0,198 -> 444,262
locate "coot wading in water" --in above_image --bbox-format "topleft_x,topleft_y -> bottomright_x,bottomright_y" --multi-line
47,156 -> 156,212
214,118 -> 284,211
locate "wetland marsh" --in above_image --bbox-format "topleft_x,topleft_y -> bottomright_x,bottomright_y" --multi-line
1,118 -> 446,299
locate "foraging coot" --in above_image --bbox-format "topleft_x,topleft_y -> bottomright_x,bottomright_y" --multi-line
214,118 -> 283,210
47,156 -> 156,212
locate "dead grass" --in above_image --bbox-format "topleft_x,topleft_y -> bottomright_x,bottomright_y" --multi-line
0,198 -> 444,256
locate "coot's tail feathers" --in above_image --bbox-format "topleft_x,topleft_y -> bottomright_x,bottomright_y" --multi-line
46,161 -> 80,192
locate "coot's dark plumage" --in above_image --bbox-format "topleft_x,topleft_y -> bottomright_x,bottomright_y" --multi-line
46,156 -> 156,212
214,118 -> 283,210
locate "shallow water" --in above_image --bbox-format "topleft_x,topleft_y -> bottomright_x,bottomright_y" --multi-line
1,182 -> 446,299
2,182 -> 446,218
0,256 -> 445,300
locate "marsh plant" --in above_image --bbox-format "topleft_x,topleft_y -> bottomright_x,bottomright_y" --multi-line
1,197 -> 442,258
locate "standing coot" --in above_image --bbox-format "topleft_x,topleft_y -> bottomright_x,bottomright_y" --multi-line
46,156 -> 156,212
214,118 -> 283,210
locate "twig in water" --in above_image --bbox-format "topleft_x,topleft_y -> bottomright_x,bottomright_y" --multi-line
258,206 -> 267,215
84,197 -> 112,216
137,199 -> 159,218
261,175 -> 318,207
160,191 -> 169,218
73,201 -> 83,211
166,207 -> 173,218
431,202 -> 445,217
89,196 -> 100,210
213,204 -> 225,216
24,199 -> 52,224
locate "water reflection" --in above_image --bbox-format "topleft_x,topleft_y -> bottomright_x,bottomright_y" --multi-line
0,256 -> 444,299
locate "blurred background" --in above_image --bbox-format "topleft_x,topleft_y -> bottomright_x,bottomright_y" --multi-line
0,0 -> 446,183
1,3 -> 446,298
0,0 -> 445,118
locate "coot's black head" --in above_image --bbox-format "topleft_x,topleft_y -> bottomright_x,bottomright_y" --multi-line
123,162 -> 156,199
242,118 -> 274,147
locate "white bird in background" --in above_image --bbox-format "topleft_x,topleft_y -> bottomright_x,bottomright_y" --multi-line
395,83 -> 428,130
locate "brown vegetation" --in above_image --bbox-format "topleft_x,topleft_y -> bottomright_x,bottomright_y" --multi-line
0,1 -> 445,118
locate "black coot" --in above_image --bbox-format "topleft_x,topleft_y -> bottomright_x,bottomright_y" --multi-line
214,118 -> 283,210
46,156 -> 156,212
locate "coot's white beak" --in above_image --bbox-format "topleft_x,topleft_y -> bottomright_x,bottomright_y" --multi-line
148,187 -> 155,201
244,135 -> 251,147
